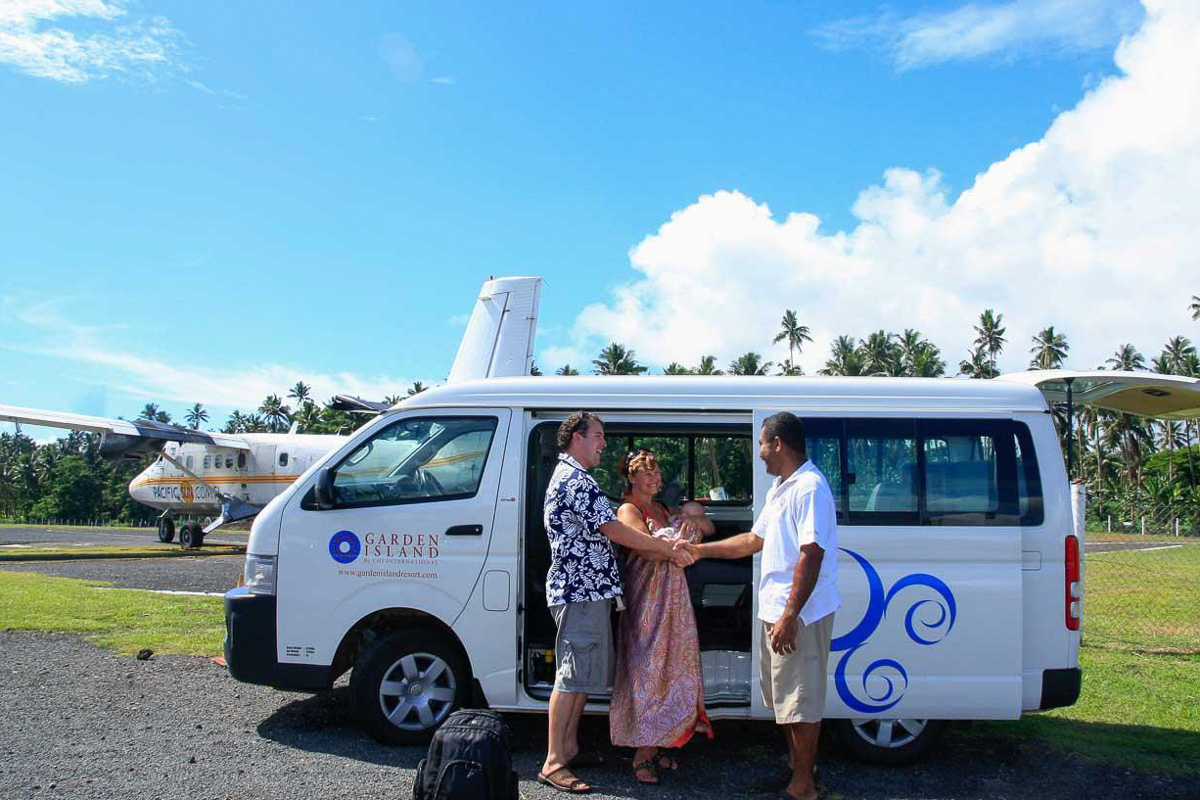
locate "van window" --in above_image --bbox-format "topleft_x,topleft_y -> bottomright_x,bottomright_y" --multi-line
919,419 -> 1043,526
591,430 -> 753,505
330,416 -> 499,507
695,436 -> 752,503
847,420 -> 919,522
801,419 -> 846,522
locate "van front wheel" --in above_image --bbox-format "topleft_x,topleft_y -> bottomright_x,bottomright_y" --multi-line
831,718 -> 947,765
350,630 -> 469,745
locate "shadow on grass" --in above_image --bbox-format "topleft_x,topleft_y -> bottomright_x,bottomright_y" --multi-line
971,715 -> 1200,777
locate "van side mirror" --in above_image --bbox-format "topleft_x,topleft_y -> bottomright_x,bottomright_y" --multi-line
314,468 -> 336,510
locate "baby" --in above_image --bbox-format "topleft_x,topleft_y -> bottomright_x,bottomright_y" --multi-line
653,501 -> 708,543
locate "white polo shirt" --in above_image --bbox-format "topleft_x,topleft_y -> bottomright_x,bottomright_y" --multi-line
752,460 -> 840,626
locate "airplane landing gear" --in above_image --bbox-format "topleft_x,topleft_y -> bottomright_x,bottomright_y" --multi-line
157,516 -> 176,544
179,522 -> 205,550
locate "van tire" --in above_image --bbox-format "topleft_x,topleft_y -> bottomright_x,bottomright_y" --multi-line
350,629 -> 470,746
831,718 -> 947,765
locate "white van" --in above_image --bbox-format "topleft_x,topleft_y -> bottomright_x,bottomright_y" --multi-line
227,373 -> 1120,763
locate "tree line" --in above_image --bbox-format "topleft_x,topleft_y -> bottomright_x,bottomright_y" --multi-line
3,292 -> 1199,529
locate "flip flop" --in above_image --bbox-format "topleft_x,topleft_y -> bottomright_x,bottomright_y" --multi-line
537,767 -> 591,794
653,750 -> 679,770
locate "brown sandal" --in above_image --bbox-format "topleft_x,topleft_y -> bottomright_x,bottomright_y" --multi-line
537,766 -> 591,794
632,758 -> 659,785
653,750 -> 679,770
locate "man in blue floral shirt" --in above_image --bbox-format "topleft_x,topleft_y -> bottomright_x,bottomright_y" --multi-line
538,411 -> 694,794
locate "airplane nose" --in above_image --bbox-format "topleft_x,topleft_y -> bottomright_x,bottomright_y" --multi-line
129,466 -> 154,504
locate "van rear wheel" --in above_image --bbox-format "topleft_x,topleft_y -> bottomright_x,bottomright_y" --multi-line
350,630 -> 470,745
832,718 -> 947,765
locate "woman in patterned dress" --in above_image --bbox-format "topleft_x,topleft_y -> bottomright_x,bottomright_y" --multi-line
609,449 -> 715,784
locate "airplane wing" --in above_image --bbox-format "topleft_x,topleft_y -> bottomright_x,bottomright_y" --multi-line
0,404 -> 251,457
327,394 -> 391,414
996,370 -> 1200,420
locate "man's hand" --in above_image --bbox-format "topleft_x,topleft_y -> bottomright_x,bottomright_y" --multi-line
669,542 -> 695,568
673,539 -> 700,561
770,615 -> 799,655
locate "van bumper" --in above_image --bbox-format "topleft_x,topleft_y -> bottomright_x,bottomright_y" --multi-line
224,587 -> 331,692
1039,667 -> 1082,710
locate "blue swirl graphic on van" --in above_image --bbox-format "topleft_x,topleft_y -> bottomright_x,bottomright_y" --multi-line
329,530 -> 361,564
830,548 -> 956,713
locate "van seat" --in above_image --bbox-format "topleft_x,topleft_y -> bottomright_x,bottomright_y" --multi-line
925,461 -> 996,513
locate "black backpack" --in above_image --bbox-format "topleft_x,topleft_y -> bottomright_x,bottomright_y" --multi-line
413,709 -> 519,800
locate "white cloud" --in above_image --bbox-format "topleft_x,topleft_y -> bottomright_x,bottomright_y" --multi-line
0,0 -> 185,84
381,33 -> 423,82
815,0 -> 1143,70
430,76 -> 455,85
4,300 -> 416,413
566,0 -> 1200,376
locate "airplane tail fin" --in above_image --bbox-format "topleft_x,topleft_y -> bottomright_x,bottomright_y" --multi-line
447,277 -> 542,383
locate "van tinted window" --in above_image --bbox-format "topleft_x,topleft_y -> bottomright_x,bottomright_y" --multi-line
330,416 -> 498,507
846,419 -> 919,524
592,430 -> 752,505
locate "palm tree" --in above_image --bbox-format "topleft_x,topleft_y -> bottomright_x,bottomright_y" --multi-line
185,403 -> 208,430
775,359 -> 803,376
223,410 -> 246,434
728,352 -> 771,375
1106,343 -> 1145,372
406,381 -> 428,396
907,340 -> 947,377
973,309 -> 1007,374
1189,292 -> 1200,321
1029,327 -> 1069,370
860,330 -> 900,376
592,343 -> 647,375
383,395 -> 405,406
772,310 -> 812,367
530,360 -> 543,376
258,395 -> 291,433
663,363 -> 692,375
294,401 -> 323,433
959,347 -> 998,379
1163,335 -> 1196,372
555,365 -> 579,376
139,403 -> 160,421
244,413 -> 268,433
694,355 -> 723,375
819,336 -> 865,376
287,381 -> 311,406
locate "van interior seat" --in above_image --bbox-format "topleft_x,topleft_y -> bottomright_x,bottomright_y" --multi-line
925,460 -> 996,513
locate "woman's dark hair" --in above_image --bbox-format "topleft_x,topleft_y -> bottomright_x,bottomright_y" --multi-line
556,411 -> 603,451
761,411 -> 806,455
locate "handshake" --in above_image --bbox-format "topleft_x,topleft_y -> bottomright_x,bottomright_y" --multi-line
668,538 -> 701,568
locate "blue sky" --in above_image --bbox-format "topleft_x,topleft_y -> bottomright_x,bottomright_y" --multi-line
4,0 -> 1197,435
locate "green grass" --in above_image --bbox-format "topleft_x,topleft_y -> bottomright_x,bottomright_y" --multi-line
1084,542 -> 1200,653
0,569 -> 225,656
971,646 -> 1200,775
0,545 -> 245,561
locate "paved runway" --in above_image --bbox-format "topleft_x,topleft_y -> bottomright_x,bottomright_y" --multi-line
0,524 -> 247,549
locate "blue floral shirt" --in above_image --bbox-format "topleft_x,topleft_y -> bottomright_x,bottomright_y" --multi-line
544,453 -> 620,606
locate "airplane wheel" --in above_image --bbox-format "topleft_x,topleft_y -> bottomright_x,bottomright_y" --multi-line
157,518 -> 176,544
179,523 -> 202,549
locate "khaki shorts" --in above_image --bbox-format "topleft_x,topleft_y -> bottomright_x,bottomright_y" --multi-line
550,599 -> 614,694
759,613 -> 834,724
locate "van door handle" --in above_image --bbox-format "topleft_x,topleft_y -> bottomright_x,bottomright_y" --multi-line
445,524 -> 483,536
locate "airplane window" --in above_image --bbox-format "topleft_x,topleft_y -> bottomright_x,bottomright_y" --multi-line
279,452 -> 289,467
225,455 -> 234,469
186,456 -> 194,469
237,453 -> 246,470
203,456 -> 211,469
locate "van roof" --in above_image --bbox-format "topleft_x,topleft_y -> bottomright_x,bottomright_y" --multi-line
399,375 -> 1049,414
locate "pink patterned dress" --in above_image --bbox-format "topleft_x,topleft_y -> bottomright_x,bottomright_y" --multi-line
609,499 -> 713,749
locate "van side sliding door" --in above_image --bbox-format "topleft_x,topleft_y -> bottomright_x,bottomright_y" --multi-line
752,411 -> 1024,723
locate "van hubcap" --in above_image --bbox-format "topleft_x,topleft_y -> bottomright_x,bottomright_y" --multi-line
851,718 -> 927,748
378,652 -> 457,731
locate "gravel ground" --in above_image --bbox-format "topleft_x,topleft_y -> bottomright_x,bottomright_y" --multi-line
1,555 -> 243,594
1,631 -> 1196,800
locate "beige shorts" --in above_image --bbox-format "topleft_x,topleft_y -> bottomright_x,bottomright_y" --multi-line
759,613 -> 834,724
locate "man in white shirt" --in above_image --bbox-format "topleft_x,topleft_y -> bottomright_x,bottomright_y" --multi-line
678,412 -> 838,800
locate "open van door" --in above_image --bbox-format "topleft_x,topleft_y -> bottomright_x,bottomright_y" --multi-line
997,370 -> 1200,419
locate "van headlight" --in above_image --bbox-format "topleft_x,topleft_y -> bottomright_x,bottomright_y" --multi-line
243,554 -> 276,595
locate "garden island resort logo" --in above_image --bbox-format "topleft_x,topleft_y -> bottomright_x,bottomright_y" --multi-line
329,530 -> 361,564
831,548 -> 957,713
